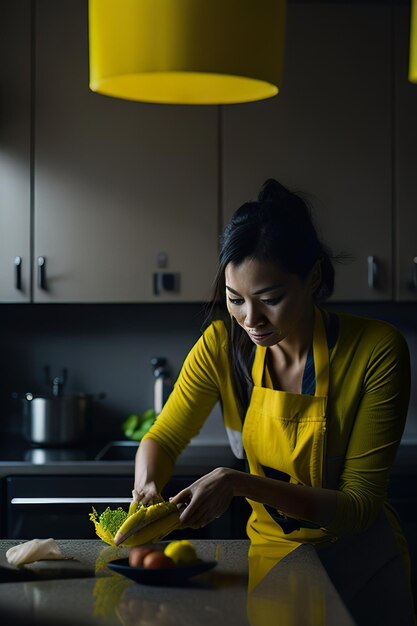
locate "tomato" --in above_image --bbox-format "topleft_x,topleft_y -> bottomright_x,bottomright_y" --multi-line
142,551 -> 175,569
128,546 -> 155,567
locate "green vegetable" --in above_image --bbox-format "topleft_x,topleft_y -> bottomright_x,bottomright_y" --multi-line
90,502 -> 143,546
99,507 -> 128,535
131,416 -> 156,441
141,408 -> 156,420
122,414 -> 140,438
122,409 -> 156,441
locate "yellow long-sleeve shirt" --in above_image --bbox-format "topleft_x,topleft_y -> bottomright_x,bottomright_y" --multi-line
143,311 -> 410,538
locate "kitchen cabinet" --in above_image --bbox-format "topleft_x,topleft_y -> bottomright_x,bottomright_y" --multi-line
222,2 -> 394,302
394,5 -> 417,302
1,0 -> 218,304
0,0 -> 31,303
3,1 -> 417,304
33,0 -> 218,303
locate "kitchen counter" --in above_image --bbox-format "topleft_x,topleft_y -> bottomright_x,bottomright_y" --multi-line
0,437 -> 415,477
0,539 -> 355,626
0,438 -> 244,476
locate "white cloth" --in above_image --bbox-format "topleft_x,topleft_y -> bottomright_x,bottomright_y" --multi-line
6,538 -> 67,566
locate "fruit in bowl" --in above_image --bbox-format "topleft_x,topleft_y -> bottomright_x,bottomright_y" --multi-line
163,540 -> 198,565
128,540 -> 198,569
107,540 -> 217,585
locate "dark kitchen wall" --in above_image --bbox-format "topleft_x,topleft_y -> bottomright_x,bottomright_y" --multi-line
1,300 -> 417,446
0,303 -> 225,444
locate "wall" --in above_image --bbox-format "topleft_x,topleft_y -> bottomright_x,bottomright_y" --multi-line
0,303 -> 226,445
1,301 -> 416,447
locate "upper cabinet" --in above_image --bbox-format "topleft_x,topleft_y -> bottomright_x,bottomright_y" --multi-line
394,5 -> 417,302
32,0 -> 218,303
1,1 -> 417,304
0,0 -> 31,303
222,2 -> 393,302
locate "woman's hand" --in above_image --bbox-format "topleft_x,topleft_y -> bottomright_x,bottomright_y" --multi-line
132,481 -> 163,506
169,467 -> 238,529
133,438 -> 175,506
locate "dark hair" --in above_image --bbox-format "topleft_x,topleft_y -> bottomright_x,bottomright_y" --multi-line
206,178 -> 335,415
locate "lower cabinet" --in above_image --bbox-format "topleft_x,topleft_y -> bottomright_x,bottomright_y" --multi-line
2,475 -> 251,541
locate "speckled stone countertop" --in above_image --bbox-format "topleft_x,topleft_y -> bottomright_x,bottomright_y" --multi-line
0,539 -> 355,626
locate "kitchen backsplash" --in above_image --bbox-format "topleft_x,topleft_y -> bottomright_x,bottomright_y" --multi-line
1,301 -> 416,446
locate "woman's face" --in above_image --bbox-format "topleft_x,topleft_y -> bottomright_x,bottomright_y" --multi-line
225,258 -> 319,348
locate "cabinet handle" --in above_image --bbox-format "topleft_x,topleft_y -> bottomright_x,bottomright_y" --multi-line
14,256 -> 22,290
37,256 -> 47,290
367,255 -> 378,289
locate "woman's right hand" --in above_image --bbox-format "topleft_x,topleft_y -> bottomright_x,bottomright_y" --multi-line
132,481 -> 163,507
133,437 -> 175,507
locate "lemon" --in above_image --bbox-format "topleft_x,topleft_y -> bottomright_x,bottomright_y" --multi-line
163,540 -> 197,565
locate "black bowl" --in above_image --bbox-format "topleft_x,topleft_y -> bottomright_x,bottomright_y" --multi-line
107,557 -> 217,586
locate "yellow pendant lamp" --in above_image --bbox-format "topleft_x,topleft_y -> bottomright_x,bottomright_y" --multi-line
410,0 -> 417,82
88,0 -> 286,105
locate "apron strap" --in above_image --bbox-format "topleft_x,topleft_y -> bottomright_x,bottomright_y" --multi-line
252,345 -> 267,388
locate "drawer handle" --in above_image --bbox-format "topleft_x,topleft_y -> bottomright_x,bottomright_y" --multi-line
37,256 -> 47,290
367,255 -> 379,289
14,256 -> 22,290
10,497 -> 132,505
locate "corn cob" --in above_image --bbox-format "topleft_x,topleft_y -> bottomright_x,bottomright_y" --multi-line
113,501 -> 180,547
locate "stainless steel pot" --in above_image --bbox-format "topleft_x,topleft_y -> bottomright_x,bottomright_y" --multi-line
13,367 -> 106,446
21,392 -> 91,446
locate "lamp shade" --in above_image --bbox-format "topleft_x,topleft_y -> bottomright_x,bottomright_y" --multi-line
88,0 -> 286,105
410,0 -> 417,82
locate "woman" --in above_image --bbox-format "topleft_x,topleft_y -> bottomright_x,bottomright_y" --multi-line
133,179 -> 415,624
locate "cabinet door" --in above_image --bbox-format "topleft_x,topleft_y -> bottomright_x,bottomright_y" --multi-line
0,0 -> 31,303
222,3 -> 393,301
394,6 -> 417,302
33,0 -> 218,303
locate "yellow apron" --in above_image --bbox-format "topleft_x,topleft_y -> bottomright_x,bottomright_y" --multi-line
243,306 -> 330,589
243,307 -> 416,625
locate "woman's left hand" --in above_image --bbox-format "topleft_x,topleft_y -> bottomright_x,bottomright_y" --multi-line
169,467 -> 238,529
